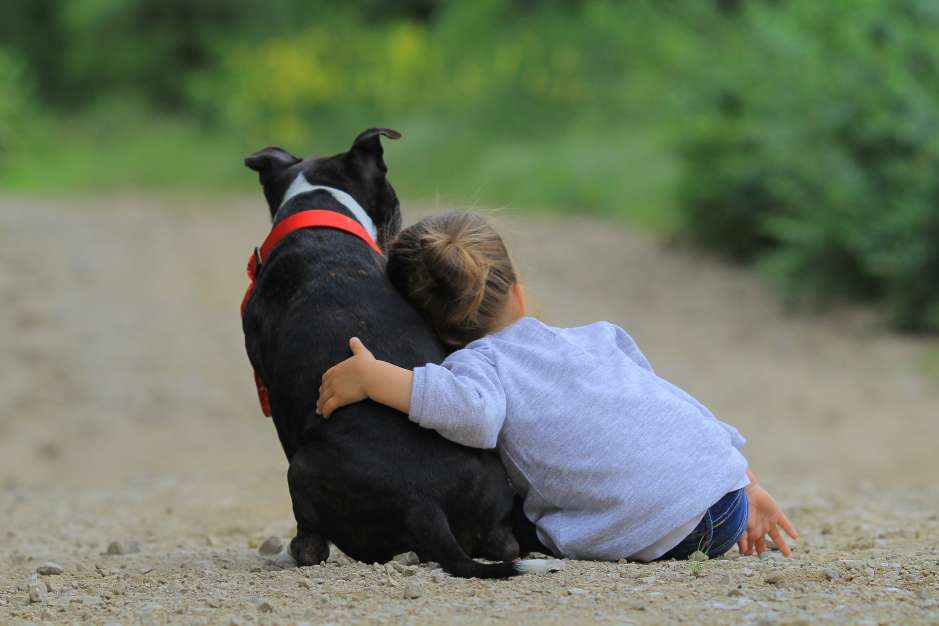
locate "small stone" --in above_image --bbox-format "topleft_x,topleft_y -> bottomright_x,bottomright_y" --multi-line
567,587 -> 588,596
431,571 -> 446,583
823,568 -> 839,581
638,575 -> 657,585
37,562 -> 64,575
297,578 -> 312,589
764,572 -> 785,585
257,536 -> 284,556
27,574 -> 46,603
392,562 -> 417,576
256,599 -> 274,613
393,551 -> 420,566
105,541 -> 140,556
403,581 -> 422,599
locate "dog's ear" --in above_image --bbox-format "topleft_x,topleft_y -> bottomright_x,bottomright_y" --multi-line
244,146 -> 301,174
348,128 -> 401,176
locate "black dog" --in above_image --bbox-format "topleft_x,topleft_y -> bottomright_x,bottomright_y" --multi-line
242,129 -> 550,578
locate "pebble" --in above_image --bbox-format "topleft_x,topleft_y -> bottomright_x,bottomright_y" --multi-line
393,551 -> 420,566
27,574 -> 46,603
567,587 -> 589,596
37,562 -> 64,575
403,581 -> 423,599
823,567 -> 840,581
106,540 -> 140,556
638,576 -> 657,585
257,536 -> 284,556
256,599 -> 274,613
392,562 -> 418,576
764,572 -> 784,585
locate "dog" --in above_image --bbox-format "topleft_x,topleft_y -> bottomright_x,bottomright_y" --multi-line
242,128 -> 554,578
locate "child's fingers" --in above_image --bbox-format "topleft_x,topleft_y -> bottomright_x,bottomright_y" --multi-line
321,397 -> 338,418
769,526 -> 791,556
754,536 -> 767,555
737,530 -> 749,555
779,513 -> 798,539
349,337 -> 371,356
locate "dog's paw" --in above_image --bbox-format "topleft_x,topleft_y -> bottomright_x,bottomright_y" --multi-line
516,558 -> 566,575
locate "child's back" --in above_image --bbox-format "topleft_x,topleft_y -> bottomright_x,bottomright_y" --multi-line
409,316 -> 748,560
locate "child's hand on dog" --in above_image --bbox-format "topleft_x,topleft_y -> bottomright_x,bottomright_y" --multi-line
317,338 -> 377,418
317,337 -> 414,418
739,482 -> 798,556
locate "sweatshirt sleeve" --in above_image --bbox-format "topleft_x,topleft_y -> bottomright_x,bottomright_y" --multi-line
408,344 -> 507,449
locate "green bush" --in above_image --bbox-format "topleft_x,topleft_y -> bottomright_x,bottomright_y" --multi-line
679,0 -> 939,332
0,48 -> 34,165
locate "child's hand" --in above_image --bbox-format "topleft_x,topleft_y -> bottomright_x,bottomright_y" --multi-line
739,483 -> 798,556
317,337 -> 377,418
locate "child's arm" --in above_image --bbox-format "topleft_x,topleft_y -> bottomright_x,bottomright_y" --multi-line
317,338 -> 413,416
317,338 -> 507,449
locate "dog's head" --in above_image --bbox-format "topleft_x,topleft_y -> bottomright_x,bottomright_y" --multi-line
245,128 -> 403,245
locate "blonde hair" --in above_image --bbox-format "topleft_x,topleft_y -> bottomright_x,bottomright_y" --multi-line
387,211 -> 518,347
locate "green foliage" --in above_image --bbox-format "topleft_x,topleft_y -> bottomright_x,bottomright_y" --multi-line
2,0 -> 938,331
679,0 -> 939,332
0,48 -> 34,164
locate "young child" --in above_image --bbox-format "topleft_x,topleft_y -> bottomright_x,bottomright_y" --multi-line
316,211 -> 797,562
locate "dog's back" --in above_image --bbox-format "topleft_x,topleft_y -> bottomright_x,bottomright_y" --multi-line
242,131 -> 524,577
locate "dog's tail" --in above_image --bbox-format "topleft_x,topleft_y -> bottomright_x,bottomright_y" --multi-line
408,505 -> 520,579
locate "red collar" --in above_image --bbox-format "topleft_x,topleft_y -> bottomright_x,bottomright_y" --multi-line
248,209 -> 382,281
241,209 -> 383,417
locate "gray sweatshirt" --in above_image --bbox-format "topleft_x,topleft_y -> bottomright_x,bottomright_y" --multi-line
409,317 -> 749,561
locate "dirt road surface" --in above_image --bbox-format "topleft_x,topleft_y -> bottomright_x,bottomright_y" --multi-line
1,196 -> 938,625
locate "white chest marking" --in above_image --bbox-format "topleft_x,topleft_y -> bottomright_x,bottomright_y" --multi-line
280,173 -> 378,241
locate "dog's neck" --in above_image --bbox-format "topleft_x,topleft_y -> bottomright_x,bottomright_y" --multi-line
276,173 -> 378,241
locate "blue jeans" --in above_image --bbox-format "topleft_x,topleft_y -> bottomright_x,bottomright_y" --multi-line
657,487 -> 749,561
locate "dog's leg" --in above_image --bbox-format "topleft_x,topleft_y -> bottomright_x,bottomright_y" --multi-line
287,449 -> 330,566
406,505 -> 519,579
478,522 -> 520,562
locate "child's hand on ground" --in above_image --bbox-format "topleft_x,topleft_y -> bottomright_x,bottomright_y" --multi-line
739,483 -> 798,556
317,337 -> 377,418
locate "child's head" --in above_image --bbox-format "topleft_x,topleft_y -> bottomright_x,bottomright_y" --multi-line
387,211 -> 522,347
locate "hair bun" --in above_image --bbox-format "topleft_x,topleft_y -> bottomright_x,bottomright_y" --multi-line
386,211 -> 517,347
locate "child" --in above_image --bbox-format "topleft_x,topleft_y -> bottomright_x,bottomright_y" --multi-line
316,211 -> 797,562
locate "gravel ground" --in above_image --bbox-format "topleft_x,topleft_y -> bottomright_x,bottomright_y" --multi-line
1,195 -> 938,625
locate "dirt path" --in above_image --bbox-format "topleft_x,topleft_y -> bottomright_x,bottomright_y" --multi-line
1,196 -> 937,625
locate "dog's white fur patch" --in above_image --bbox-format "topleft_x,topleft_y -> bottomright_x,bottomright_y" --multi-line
280,173 -> 378,241
271,547 -> 297,569
516,558 -> 566,575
